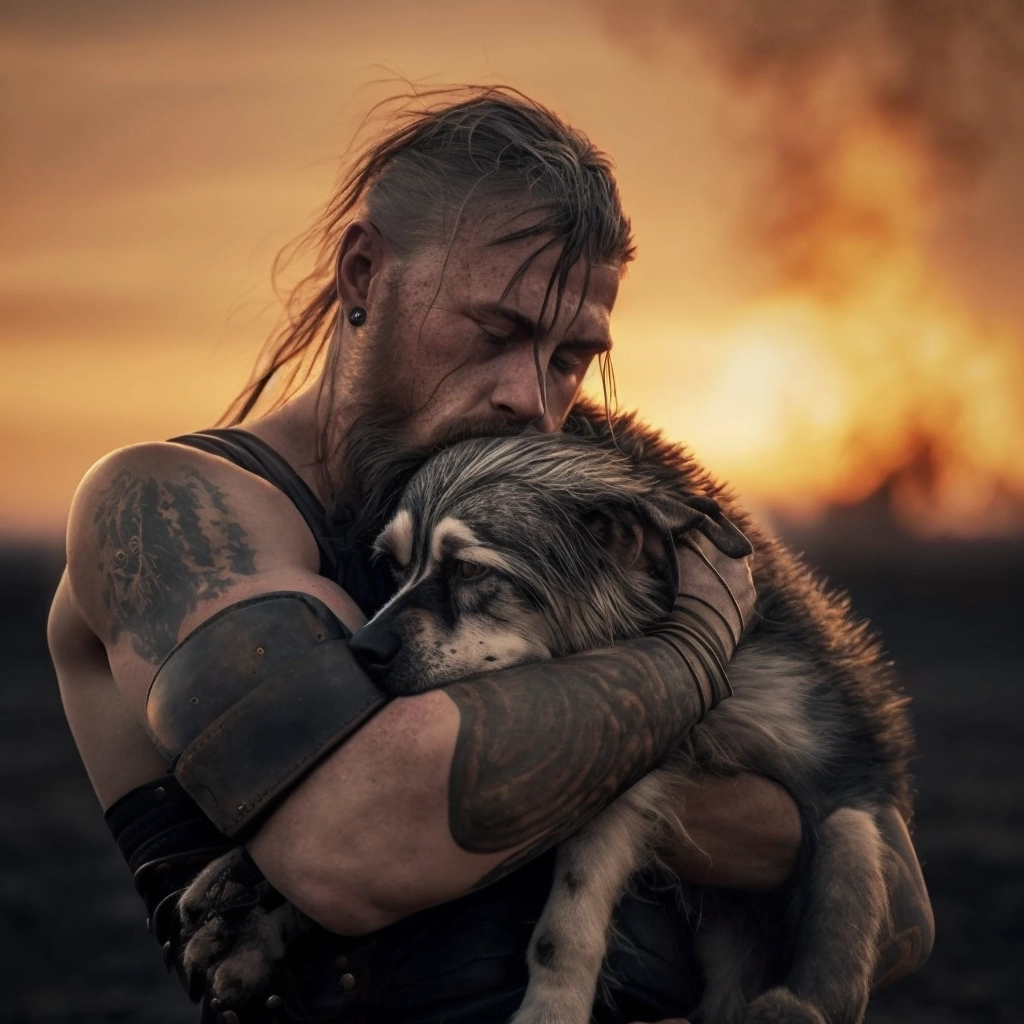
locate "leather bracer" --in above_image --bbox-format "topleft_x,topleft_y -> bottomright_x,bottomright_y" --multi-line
147,591 -> 387,838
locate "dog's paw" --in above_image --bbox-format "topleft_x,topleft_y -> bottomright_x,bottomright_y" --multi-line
177,849 -> 302,1007
741,987 -> 827,1024
201,903 -> 296,1005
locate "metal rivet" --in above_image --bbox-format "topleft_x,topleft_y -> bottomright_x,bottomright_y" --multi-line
335,954 -> 348,969
316,633 -> 325,641
210,998 -> 222,1010
255,646 -> 265,655
265,994 -> 282,1010
340,972 -> 356,991
161,940 -> 173,966
153,786 -> 167,801
189,696 -> 199,705
237,803 -> 246,813
145,915 -> 151,931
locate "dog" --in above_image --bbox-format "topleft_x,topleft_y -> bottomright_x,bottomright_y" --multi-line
179,403 -> 914,1024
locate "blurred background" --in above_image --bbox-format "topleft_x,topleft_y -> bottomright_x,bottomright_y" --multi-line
1,1 -> 1021,1020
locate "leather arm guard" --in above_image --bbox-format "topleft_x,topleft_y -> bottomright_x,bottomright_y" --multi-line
147,591 -> 387,838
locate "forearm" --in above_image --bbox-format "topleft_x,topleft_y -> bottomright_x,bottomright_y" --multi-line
250,639 -> 720,932
248,690 -> 499,933
662,773 -> 802,891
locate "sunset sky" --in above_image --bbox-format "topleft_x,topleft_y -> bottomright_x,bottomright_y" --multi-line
3,0 -> 1023,539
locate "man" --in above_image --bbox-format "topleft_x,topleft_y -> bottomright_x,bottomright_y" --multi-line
49,87 -> 932,1023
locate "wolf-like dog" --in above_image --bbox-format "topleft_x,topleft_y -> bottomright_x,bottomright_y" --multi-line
179,405 -> 914,1024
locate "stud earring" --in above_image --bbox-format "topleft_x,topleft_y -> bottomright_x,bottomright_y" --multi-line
348,307 -> 367,327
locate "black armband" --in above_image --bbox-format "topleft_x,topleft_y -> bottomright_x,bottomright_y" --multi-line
147,592 -> 387,837
104,775 -> 235,970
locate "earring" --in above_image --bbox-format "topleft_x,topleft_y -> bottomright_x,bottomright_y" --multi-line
348,307 -> 367,327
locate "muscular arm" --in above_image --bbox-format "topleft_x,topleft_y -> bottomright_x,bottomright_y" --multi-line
251,636 -> 723,932
66,445 -> 742,935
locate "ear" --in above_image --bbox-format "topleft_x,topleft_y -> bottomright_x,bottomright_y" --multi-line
582,499 -> 680,609
335,219 -> 392,313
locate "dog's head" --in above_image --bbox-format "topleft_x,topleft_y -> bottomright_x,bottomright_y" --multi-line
349,433 -> 707,695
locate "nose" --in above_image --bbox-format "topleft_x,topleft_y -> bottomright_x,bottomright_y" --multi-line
349,616 -> 402,682
489,349 -> 547,425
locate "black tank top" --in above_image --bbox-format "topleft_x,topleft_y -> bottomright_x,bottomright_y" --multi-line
166,428 -> 703,1024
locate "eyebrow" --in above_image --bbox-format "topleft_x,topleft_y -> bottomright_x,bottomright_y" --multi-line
474,302 -> 613,352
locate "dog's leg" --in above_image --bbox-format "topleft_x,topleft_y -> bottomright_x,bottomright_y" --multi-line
743,807 -> 888,1024
510,772 -> 668,1024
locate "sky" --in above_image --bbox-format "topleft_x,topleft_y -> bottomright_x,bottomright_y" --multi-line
3,0 -> 1023,539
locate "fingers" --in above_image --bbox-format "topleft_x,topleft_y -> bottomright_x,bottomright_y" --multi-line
676,532 -> 756,638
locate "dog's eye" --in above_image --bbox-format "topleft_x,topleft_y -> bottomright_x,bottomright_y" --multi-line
454,560 -> 489,580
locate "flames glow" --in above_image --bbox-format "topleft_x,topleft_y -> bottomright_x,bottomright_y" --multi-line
609,117 -> 1024,537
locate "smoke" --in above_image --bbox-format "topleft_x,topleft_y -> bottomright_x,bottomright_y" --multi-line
591,0 -> 1024,536
597,0 -> 1024,297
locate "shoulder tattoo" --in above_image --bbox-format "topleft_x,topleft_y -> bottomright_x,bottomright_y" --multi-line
93,468 -> 257,663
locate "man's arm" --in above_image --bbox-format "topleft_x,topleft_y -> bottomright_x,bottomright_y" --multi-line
662,778 -> 932,991
68,445 -> 751,935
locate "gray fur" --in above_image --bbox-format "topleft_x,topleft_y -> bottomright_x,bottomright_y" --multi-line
362,403 -> 914,1024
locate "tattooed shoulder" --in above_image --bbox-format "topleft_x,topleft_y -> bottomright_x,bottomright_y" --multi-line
91,466 -> 257,663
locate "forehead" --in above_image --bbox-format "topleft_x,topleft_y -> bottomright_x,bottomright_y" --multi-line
438,207 -> 620,340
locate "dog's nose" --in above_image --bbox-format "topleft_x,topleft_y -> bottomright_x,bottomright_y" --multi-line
349,618 -> 402,682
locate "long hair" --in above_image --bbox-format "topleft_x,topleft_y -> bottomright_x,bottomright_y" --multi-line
222,85 -> 634,429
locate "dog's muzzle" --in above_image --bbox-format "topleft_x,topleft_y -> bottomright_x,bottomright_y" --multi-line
349,617 -> 403,683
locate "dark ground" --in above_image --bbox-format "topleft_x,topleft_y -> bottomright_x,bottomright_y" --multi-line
1,531 -> 1021,1023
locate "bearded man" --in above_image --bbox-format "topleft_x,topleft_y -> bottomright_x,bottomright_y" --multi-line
48,87 -> 932,1024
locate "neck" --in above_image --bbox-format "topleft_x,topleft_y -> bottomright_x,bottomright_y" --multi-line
243,372 -> 340,501
243,368 -> 412,535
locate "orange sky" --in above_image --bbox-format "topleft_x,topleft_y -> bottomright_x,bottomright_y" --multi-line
3,0 -> 1023,539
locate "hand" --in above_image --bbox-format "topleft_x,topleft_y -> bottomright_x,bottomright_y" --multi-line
643,502 -> 754,718
676,530 -> 756,648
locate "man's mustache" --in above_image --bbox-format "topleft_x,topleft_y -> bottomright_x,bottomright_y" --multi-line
427,415 -> 534,451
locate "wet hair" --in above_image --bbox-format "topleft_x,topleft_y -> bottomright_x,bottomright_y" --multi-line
223,85 -> 634,425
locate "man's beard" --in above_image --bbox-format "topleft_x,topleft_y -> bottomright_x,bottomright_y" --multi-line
321,274 -> 537,539
336,409 -> 530,541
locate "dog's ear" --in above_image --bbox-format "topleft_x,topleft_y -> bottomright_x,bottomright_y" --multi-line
581,498 -> 680,610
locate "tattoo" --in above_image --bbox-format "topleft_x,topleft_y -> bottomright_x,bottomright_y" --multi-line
446,641 -> 704,876
94,468 -> 256,662
872,806 -> 935,989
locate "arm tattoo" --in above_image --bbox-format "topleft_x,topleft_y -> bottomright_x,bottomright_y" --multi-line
93,468 -> 257,663
872,806 -> 935,989
446,640 -> 707,884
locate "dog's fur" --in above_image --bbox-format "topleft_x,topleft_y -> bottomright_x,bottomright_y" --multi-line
361,403 -> 914,1024
179,403 -> 914,1024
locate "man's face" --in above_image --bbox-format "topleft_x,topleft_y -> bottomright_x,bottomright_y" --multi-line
352,209 -> 620,447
